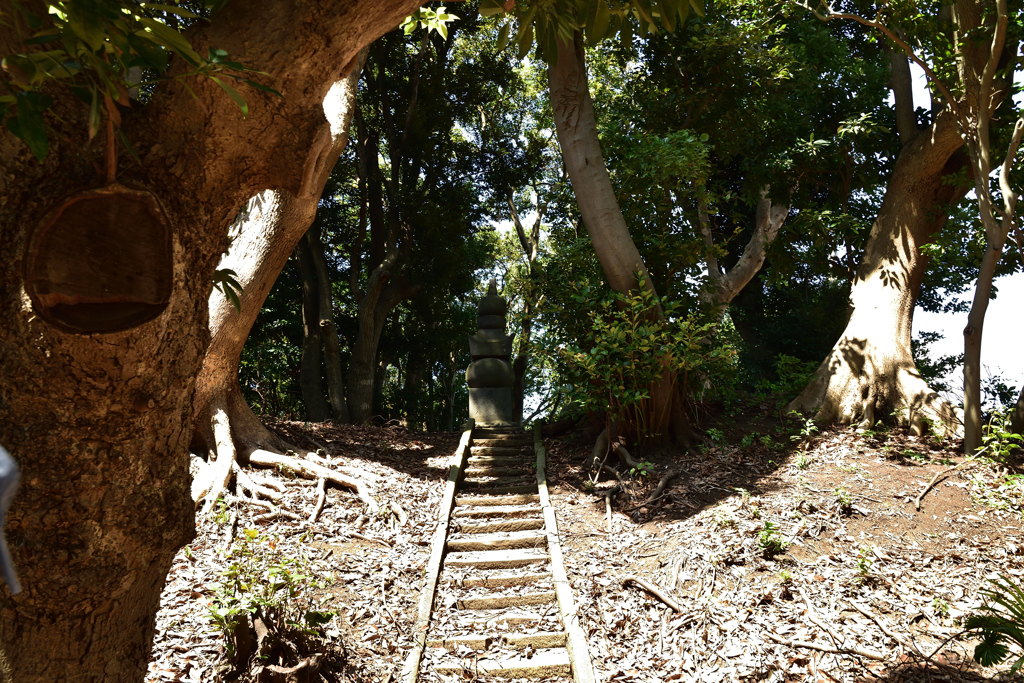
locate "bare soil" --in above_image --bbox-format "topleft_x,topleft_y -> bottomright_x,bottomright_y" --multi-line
147,416 -> 1024,683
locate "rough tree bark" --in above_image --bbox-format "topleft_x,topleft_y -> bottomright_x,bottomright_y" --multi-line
0,3 -> 419,681
308,225 -> 351,422
548,31 -> 695,446
697,186 -> 790,318
788,49 -> 971,434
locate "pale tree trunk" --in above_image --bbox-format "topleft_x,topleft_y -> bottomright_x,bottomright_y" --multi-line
191,50 -> 375,515
697,186 -> 790,318
0,2 -> 419,680
789,44 -> 972,435
957,0 -> 1022,453
548,32 -> 695,445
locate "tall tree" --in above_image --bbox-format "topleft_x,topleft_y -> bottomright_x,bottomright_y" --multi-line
790,0 -> 1020,436
0,3 -> 419,680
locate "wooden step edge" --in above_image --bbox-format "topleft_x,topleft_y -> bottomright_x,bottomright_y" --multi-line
445,548 -> 549,569
446,530 -> 546,552
455,493 -> 540,507
432,648 -> 571,679
451,503 -> 542,518
457,590 -> 557,611
426,631 -> 567,652
455,518 -> 545,534
448,572 -> 550,588
458,485 -> 538,497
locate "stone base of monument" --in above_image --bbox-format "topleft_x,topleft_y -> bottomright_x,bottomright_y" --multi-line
469,387 -> 519,427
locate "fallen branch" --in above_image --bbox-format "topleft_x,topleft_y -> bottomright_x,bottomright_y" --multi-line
253,510 -> 304,524
603,486 -> 620,533
351,532 -> 391,548
308,478 -> 326,524
915,465 -> 959,511
799,588 -> 886,660
390,500 -> 409,527
764,632 -> 886,661
622,576 -> 684,612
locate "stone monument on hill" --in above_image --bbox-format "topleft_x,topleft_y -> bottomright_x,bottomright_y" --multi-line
466,280 -> 518,426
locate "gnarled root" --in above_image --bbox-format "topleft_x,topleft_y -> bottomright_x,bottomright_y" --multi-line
191,388 -> 378,517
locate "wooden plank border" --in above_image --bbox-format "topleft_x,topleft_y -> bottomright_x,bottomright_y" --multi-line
534,424 -> 597,683
401,419 -> 474,683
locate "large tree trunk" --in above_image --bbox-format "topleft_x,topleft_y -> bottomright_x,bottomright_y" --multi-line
0,4 -> 416,680
548,32 -> 695,445
191,49 -> 373,513
789,107 -> 968,433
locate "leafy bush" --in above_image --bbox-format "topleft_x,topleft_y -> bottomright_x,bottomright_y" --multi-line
210,529 -> 335,675
975,410 -> 1024,463
543,275 -> 737,441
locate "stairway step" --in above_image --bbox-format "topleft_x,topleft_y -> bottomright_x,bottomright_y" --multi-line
503,631 -> 567,650
467,455 -> 527,467
456,493 -> 540,506
452,572 -> 550,588
471,446 -> 525,456
473,438 -> 533,448
452,503 -> 542,518
464,466 -> 530,477
462,475 -> 533,489
456,517 -> 544,534
447,530 -> 546,552
461,484 -> 537,496
445,548 -> 548,569
433,648 -> 571,679
426,634 -> 491,651
458,590 -> 556,610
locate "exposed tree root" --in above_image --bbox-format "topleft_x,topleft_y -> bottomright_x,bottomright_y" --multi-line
191,388 -> 379,517
789,336 -> 961,437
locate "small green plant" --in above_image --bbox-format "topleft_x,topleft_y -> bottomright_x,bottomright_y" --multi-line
856,547 -> 873,578
713,511 -> 736,528
794,452 -> 812,470
965,574 -> 1024,673
582,479 -> 595,493
779,569 -> 792,584
975,410 -> 1024,463
837,463 -> 859,473
760,434 -> 776,449
706,427 -> 725,444
629,460 -> 655,478
834,487 -> 852,514
932,597 -> 951,618
788,411 -> 819,442
758,521 -> 789,556
210,529 -> 334,671
741,433 -> 757,448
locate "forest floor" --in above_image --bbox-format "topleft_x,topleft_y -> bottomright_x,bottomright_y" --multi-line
146,409 -> 1024,683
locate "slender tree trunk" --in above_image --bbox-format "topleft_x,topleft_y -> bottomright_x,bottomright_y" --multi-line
548,32 -> 695,445
296,237 -> 332,422
507,195 -> 543,422
0,2 -> 415,679
1011,388 -> 1024,435
307,226 -> 351,422
698,186 -> 789,318
789,108 -> 969,433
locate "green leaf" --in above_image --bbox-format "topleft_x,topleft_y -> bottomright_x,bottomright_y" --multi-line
496,21 -> 510,51
587,1 -> 611,46
478,0 -> 506,17
87,87 -> 100,140
138,16 -> 202,66
141,4 -> 200,19
127,32 -> 169,71
517,21 -> 534,60
209,76 -> 248,117
657,0 -> 676,32
688,0 -> 705,18
242,79 -> 282,97
13,91 -> 50,160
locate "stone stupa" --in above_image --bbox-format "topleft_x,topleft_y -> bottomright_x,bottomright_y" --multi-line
465,280 -> 518,426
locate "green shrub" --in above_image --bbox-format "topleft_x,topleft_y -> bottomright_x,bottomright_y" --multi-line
965,574 -> 1024,673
